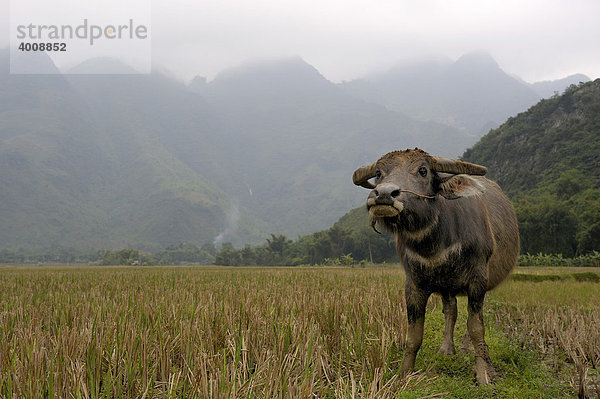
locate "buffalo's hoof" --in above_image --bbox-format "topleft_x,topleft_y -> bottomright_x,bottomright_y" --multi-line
438,343 -> 456,355
474,357 -> 498,385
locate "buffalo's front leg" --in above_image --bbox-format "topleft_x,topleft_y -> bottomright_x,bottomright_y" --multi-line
401,281 -> 430,377
467,288 -> 498,384
438,294 -> 457,355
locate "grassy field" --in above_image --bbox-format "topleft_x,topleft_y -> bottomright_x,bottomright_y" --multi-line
0,266 -> 599,398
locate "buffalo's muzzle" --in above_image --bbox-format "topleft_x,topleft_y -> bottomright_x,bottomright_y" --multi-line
371,183 -> 401,204
368,183 -> 404,218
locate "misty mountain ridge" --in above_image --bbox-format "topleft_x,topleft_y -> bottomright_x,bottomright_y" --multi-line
339,50 -> 590,135
188,56 -> 476,237
529,74 -> 590,98
66,57 -> 140,74
0,50 -> 589,250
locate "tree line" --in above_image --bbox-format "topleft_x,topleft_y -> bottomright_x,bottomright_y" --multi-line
214,226 -> 397,266
0,243 -> 216,266
512,168 -> 599,257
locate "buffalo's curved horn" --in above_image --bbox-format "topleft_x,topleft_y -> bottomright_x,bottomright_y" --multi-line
352,162 -> 377,189
430,157 -> 487,176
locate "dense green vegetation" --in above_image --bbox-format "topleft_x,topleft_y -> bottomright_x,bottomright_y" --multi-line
463,80 -> 600,256
519,251 -> 600,267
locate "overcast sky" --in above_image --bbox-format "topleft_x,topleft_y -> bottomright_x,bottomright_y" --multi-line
2,0 -> 599,83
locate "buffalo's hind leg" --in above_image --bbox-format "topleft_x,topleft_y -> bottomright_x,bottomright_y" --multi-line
401,281 -> 430,378
438,293 -> 457,355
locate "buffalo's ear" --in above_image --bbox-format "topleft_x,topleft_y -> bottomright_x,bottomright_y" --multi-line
437,175 -> 486,200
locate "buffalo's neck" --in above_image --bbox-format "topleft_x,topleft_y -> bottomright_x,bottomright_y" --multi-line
397,208 -> 460,268
396,200 -> 487,269
397,208 -> 444,251
395,198 -> 493,287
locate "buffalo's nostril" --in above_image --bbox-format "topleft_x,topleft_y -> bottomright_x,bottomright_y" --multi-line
372,183 -> 400,203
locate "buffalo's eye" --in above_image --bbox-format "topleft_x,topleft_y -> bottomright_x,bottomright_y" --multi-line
375,170 -> 382,179
418,167 -> 428,177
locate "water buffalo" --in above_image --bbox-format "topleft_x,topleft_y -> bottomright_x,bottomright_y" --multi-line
352,148 -> 519,384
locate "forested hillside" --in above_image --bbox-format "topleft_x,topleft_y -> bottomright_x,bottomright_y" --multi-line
463,80 -> 600,256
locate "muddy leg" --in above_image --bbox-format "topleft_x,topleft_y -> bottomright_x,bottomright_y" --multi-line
467,291 -> 498,385
401,282 -> 430,378
461,330 -> 474,353
438,294 -> 457,355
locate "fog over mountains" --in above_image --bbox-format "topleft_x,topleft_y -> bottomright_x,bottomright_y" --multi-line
0,49 -> 589,250
340,51 -> 588,135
